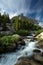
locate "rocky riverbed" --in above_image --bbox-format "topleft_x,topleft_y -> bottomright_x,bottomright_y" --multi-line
15,34 -> 43,65
15,47 -> 43,65
15,52 -> 43,65
0,35 -> 43,65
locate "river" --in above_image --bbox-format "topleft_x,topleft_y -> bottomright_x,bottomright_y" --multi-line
0,36 -> 41,65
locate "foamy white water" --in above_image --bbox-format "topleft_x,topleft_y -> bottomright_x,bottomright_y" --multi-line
20,40 -> 38,57
0,38 -> 38,65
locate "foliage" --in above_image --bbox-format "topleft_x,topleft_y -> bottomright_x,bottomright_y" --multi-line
0,34 -> 20,47
15,30 -> 30,36
0,32 -> 5,37
35,29 -> 43,35
0,12 -> 10,31
13,15 -> 41,31
13,17 -> 19,31
0,13 -> 42,36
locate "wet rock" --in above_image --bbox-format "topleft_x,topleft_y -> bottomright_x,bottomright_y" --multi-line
18,57 -> 30,61
15,51 -> 43,65
15,57 -> 41,65
33,53 -> 43,64
33,49 -> 41,53
15,58 -> 31,65
17,40 -> 25,46
36,40 -> 43,49
41,52 -> 43,56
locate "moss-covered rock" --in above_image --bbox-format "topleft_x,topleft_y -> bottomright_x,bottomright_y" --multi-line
0,34 -> 25,53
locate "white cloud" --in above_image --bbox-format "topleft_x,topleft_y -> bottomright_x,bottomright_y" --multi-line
0,0 -> 32,17
39,22 -> 43,27
0,0 -> 43,21
35,15 -> 40,21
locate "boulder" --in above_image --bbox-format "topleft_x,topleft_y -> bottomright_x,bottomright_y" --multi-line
33,53 -> 43,63
36,40 -> 43,49
35,32 -> 43,48
36,32 -> 43,40
17,40 -> 25,46
41,52 -> 43,56
15,57 -> 41,65
33,49 -> 41,53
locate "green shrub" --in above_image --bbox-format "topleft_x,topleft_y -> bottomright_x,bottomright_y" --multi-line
15,30 -> 30,36
0,34 -> 20,47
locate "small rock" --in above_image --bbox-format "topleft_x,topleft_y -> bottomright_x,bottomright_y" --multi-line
33,49 -> 41,53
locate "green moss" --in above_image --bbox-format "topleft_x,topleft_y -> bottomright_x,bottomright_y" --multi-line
15,30 -> 30,36
0,34 -> 20,47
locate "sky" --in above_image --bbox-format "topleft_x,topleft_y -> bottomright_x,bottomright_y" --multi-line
0,0 -> 43,22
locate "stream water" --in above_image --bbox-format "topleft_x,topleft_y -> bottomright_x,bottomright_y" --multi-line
0,37 -> 41,65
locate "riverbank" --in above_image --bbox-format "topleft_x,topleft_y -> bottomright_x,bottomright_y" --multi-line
15,52 -> 43,65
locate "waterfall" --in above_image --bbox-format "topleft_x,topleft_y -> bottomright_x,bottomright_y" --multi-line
19,40 -> 38,57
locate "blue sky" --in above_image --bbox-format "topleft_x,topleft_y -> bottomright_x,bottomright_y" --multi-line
0,0 -> 43,22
